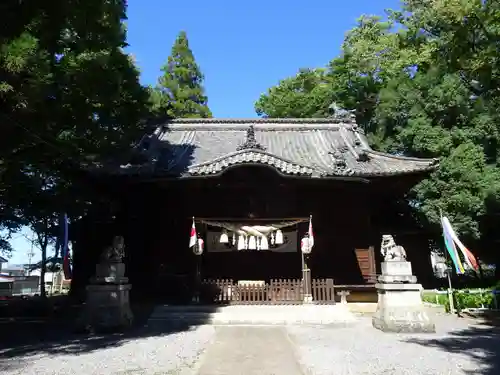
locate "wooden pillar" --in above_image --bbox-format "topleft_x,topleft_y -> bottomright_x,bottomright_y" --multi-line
193,255 -> 202,303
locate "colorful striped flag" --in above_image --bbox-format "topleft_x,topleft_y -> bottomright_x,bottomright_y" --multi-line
441,216 -> 479,272
441,216 -> 479,274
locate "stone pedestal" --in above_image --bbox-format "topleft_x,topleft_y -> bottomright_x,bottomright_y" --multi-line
79,261 -> 133,332
372,261 -> 435,333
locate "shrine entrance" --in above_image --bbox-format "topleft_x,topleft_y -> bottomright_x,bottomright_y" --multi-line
72,118 -> 437,307
190,217 -> 335,305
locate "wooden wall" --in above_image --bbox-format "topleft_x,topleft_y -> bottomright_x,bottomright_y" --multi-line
118,167 -> 382,293
72,165 -> 435,301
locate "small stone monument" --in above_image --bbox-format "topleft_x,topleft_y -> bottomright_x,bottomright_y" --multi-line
372,235 -> 435,333
79,236 -> 133,332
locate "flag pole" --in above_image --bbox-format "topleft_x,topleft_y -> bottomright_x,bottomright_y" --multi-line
440,209 -> 455,314
192,217 -> 201,303
445,252 -> 456,314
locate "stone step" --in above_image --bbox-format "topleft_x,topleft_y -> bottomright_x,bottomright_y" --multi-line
148,304 -> 356,325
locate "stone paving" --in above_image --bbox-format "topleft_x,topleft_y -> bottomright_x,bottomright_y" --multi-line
196,326 -> 304,375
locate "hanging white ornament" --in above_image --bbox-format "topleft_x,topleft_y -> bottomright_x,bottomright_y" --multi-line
237,234 -> 245,250
275,229 -> 283,245
249,235 -> 257,250
219,231 -> 229,244
301,236 -> 311,254
270,232 -> 275,245
261,235 -> 269,250
193,237 -> 204,255
232,233 -> 236,245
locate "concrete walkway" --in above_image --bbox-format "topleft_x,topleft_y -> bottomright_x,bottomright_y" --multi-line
197,326 -> 304,375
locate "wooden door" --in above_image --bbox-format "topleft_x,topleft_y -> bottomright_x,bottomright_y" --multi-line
354,246 -> 376,284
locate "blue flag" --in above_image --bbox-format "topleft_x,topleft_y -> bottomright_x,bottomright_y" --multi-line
58,213 -> 71,279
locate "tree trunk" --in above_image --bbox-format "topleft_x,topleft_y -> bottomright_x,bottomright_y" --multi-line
38,215 -> 49,299
495,255 -> 500,281
40,235 -> 47,298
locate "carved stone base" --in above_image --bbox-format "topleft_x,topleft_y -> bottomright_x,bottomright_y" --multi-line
91,262 -> 128,284
381,261 -> 412,276
91,276 -> 129,284
78,283 -> 133,333
96,262 -> 126,278
378,274 -> 418,284
379,261 -> 417,283
372,283 -> 435,333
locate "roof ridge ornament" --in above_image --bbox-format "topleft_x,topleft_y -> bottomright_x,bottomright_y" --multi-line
328,102 -> 356,122
329,149 -> 347,169
237,125 -> 266,151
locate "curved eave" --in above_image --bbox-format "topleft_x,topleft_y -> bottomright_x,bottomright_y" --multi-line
89,149 -> 439,180
186,149 -> 321,177
355,150 -> 439,177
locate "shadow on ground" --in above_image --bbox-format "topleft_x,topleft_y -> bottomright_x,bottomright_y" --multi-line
405,318 -> 500,375
0,297 -> 216,373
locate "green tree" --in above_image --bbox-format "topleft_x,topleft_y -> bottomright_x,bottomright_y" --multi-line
151,31 -> 212,118
0,1 -> 149,259
382,0 -> 500,268
255,68 -> 333,118
254,1 -> 500,268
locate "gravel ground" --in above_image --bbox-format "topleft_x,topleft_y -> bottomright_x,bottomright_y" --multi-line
0,325 -> 215,375
287,310 -> 500,375
2,308 -> 498,375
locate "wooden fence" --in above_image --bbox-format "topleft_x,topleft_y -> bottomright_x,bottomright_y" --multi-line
312,278 -> 335,304
200,278 -> 335,305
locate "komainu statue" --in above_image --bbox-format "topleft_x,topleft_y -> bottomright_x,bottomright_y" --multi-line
380,234 -> 407,262
100,236 -> 126,263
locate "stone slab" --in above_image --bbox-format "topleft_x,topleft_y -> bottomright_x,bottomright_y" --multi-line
197,326 -> 303,375
375,283 -> 423,291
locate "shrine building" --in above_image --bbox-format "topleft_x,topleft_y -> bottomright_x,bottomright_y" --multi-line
73,117 -> 438,304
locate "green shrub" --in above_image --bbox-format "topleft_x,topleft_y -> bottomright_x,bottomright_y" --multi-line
455,290 -> 495,310
422,289 -> 497,313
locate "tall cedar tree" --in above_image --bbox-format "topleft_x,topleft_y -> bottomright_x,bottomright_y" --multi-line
151,31 -> 212,118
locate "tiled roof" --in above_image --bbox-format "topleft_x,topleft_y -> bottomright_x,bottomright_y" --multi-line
120,118 -> 438,179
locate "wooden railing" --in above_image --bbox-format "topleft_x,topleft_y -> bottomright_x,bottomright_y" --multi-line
200,278 -> 335,305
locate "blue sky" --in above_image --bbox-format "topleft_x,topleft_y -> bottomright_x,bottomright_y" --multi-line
126,0 -> 401,117
6,0 -> 400,265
